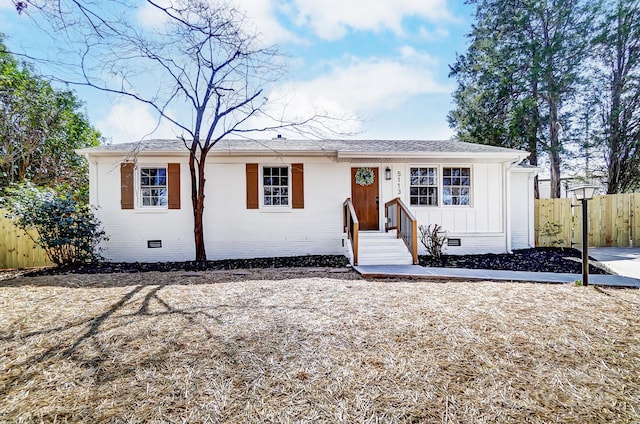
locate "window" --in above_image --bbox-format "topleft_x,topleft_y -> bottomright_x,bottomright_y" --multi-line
263,166 -> 289,206
443,167 -> 471,205
140,167 -> 168,207
410,167 -> 438,206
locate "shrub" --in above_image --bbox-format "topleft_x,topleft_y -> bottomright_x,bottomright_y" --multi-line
2,183 -> 108,266
419,224 -> 448,262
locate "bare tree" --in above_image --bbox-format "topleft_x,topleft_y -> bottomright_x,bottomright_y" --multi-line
13,0 -> 337,260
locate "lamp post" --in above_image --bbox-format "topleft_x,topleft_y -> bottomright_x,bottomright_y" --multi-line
567,185 -> 598,286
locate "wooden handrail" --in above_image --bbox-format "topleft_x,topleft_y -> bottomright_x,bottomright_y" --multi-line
384,197 -> 418,264
343,198 -> 359,265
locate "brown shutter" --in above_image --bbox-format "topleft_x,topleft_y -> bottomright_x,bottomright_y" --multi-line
292,163 -> 304,209
168,163 -> 180,209
246,163 -> 259,209
120,162 -> 134,210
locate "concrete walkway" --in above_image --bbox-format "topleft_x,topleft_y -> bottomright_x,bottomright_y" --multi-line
354,264 -> 640,288
590,247 -> 640,279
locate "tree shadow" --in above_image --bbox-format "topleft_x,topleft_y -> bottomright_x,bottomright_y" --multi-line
1,280 -> 303,398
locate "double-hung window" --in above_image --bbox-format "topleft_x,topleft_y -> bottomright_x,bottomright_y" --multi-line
140,167 -> 168,207
263,166 -> 289,206
443,167 -> 471,205
409,167 -> 438,206
409,166 -> 471,206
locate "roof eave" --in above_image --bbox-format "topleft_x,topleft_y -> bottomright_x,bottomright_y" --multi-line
336,151 -> 529,160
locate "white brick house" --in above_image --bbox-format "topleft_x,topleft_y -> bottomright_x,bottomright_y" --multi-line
78,139 -> 537,264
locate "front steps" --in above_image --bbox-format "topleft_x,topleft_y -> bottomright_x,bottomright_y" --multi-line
354,231 -> 414,266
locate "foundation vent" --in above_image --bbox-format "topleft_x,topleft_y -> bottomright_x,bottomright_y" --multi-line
147,240 -> 163,248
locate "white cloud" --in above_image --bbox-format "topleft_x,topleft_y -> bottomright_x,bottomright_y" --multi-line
97,98 -> 180,144
233,0 -> 300,44
417,25 -> 450,41
135,0 -> 455,44
284,0 -> 454,40
136,0 -> 299,44
263,52 -> 452,136
136,0 -> 172,29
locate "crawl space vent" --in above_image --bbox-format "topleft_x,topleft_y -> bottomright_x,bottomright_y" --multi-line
147,240 -> 162,248
447,238 -> 461,247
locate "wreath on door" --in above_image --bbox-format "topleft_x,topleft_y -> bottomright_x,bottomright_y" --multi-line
355,167 -> 375,186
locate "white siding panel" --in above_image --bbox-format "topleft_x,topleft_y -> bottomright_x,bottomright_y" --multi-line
511,170 -> 535,249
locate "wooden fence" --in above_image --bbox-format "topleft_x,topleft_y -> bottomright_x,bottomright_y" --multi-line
0,210 -> 52,269
535,193 -> 640,248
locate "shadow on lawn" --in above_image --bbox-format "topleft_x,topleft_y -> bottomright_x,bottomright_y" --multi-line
1,284 -> 213,397
1,280 -> 317,404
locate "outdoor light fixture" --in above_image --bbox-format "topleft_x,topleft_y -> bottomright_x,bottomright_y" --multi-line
570,185 -> 597,201
567,184 -> 599,286
385,167 -> 391,180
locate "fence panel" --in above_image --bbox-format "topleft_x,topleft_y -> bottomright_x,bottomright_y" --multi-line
0,210 -> 52,269
535,193 -> 639,248
535,198 -> 573,247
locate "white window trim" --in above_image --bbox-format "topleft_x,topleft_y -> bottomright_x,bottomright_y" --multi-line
408,166 -> 439,207
260,164 -> 292,210
136,164 -> 169,210
408,164 -> 473,208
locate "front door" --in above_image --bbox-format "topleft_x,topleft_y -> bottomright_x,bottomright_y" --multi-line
351,167 -> 379,230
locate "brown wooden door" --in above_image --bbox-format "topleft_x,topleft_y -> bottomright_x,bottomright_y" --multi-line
351,167 -> 379,230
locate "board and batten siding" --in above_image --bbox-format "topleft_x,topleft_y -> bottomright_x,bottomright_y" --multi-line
401,162 -> 511,254
510,168 -> 536,249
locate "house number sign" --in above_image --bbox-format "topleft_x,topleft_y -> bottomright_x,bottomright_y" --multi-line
396,170 -> 402,196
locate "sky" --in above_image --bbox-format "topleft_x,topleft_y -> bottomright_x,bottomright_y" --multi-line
0,0 -> 474,144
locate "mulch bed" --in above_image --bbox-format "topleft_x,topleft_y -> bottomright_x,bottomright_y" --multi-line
420,247 -> 610,274
0,248 -> 611,280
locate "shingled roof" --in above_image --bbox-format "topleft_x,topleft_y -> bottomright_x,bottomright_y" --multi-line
78,138 -> 528,160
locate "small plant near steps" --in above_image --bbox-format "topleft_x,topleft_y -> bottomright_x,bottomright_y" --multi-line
419,224 -> 448,263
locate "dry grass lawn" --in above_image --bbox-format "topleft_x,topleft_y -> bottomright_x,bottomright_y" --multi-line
1,269 -> 639,423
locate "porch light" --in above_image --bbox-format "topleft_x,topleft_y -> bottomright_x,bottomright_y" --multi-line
385,167 -> 392,180
567,184 -> 598,287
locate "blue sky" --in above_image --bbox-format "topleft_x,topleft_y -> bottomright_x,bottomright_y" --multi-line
0,0 -> 474,144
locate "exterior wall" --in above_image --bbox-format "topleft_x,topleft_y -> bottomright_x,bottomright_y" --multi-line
89,154 -> 356,262
388,162 -> 510,254
89,156 -> 195,262
88,152 -> 531,261
202,156 -> 350,260
510,169 -> 536,249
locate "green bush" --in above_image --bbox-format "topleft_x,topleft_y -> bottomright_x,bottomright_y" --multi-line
2,183 -> 108,266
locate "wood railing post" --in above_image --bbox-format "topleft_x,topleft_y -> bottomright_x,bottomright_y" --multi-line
396,201 -> 401,239
343,198 -> 359,266
411,218 -> 418,264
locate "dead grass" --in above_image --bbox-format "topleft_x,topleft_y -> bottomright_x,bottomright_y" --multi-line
1,270 -> 639,423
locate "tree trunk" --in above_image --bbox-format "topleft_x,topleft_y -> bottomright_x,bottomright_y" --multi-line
549,100 -> 562,198
189,143 -> 208,262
